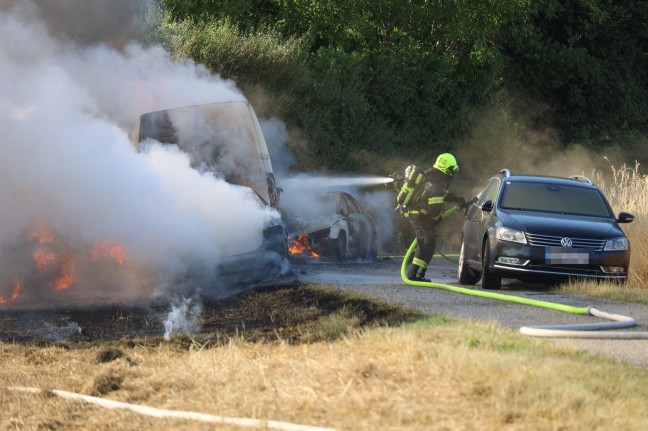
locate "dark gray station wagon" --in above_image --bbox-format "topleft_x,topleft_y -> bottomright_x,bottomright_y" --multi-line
458,169 -> 634,289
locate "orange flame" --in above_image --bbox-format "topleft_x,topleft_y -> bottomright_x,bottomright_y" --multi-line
89,240 -> 128,264
0,224 -> 131,305
288,235 -> 319,258
32,248 -> 58,269
29,223 -> 55,244
32,247 -> 76,291
52,254 -> 76,291
0,279 -> 22,304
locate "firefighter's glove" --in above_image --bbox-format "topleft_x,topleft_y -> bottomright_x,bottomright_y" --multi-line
460,196 -> 478,210
388,172 -> 403,189
388,172 -> 403,182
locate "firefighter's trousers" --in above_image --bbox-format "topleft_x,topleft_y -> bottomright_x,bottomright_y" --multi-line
406,213 -> 437,278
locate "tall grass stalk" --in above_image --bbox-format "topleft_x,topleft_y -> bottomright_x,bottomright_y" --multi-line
593,160 -> 648,288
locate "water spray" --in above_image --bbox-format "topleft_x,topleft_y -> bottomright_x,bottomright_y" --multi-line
281,174 -> 394,190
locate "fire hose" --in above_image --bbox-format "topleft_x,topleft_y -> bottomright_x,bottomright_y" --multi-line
401,238 -> 648,339
7,386 -> 336,431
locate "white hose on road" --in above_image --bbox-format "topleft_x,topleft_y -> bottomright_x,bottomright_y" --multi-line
520,307 -> 648,339
7,386 -> 336,431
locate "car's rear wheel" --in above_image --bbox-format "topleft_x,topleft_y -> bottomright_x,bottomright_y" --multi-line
481,240 -> 501,290
367,236 -> 378,261
354,225 -> 370,260
336,231 -> 349,262
457,242 -> 479,285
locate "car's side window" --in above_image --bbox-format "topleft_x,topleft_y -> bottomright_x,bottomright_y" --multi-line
479,179 -> 500,204
338,198 -> 349,216
346,197 -> 362,214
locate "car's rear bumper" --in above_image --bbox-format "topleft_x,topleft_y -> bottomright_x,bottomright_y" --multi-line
489,239 -> 629,281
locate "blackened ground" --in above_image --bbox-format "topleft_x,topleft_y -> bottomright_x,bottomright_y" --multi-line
0,278 -> 422,348
2,256 -> 648,368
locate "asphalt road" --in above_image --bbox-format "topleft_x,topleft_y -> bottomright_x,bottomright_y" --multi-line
292,256 -> 648,369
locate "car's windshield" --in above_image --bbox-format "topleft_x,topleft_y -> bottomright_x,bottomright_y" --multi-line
499,181 -> 612,217
311,195 -> 338,216
282,194 -> 338,219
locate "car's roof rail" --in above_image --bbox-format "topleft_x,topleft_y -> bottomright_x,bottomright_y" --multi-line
499,169 -> 511,177
569,175 -> 593,185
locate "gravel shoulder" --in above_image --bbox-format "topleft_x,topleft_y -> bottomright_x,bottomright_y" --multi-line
293,256 -> 648,368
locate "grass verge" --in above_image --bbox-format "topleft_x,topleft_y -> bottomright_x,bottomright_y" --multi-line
557,279 -> 648,305
1,283 -> 648,430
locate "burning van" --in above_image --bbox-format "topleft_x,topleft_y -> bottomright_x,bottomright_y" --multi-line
132,101 -> 281,208
131,101 -> 290,288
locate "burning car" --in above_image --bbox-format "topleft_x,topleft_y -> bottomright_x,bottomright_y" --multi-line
282,191 -> 378,262
132,101 -> 291,288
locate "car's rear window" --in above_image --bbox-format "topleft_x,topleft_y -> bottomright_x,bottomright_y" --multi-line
499,182 -> 612,217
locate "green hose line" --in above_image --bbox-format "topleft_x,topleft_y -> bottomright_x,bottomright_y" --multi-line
400,239 -> 648,338
439,206 -> 458,220
401,239 -> 590,315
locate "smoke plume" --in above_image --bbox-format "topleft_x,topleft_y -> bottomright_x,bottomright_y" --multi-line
0,1 -> 278,308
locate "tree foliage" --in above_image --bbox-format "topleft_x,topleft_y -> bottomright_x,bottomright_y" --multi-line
502,0 -> 648,146
156,0 -> 648,171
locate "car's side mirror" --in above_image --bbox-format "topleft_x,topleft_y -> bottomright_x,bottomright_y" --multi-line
481,200 -> 494,213
617,212 -> 635,223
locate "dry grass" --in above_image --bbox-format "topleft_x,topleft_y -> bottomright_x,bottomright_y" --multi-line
559,279 -> 648,304
593,160 -> 648,288
2,317 -> 648,430
559,161 -> 648,298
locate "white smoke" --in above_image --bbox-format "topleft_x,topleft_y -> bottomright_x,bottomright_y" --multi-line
274,171 -> 396,254
0,2 -> 277,306
163,297 -> 202,341
260,118 -> 294,176
258,117 -> 398,254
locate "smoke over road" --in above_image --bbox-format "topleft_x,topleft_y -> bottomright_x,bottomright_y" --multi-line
0,1 -> 276,308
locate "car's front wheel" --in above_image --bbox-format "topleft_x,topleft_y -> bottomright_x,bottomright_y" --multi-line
481,240 -> 502,290
457,242 -> 479,285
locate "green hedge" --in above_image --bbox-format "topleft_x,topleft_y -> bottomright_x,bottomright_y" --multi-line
154,0 -> 648,172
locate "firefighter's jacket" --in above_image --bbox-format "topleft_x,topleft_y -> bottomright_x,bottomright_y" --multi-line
403,169 -> 463,221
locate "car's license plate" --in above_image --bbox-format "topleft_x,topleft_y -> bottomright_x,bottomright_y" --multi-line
545,247 -> 589,264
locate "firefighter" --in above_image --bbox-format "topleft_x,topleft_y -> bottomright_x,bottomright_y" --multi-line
388,167 -> 415,252
402,153 -> 468,282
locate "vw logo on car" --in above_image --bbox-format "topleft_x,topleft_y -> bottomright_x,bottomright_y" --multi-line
560,237 -> 573,247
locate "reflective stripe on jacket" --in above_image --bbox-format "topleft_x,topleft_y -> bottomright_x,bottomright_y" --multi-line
404,176 -> 446,219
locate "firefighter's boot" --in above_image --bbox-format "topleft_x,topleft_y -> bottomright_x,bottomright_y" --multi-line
407,264 -> 430,282
419,268 -> 428,280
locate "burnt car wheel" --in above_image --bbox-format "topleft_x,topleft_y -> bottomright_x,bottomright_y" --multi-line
481,240 -> 501,290
458,242 -> 479,285
336,230 -> 349,262
354,224 -> 374,261
367,238 -> 378,261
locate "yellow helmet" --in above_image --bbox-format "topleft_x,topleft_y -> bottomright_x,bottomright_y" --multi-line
433,153 -> 458,176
